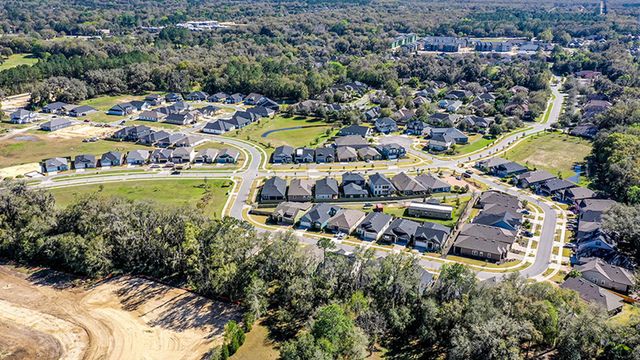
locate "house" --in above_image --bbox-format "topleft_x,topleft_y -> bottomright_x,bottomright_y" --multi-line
100,151 -> 124,167
406,120 -> 430,136
427,127 -> 468,151
364,107 -> 381,121
477,190 -> 521,210
261,177 -> 287,202
174,135 -> 205,148
577,258 -> 635,293
415,174 -> 451,193
356,212 -> 393,241
225,93 -> 244,104
293,147 -> 315,163
108,103 -> 135,116
299,204 -> 341,230
144,94 -> 165,106
73,154 -> 97,169
494,161 -> 528,178
575,70 -> 602,80
374,117 -> 398,134
334,135 -> 369,149
326,209 -> 366,234
247,106 -> 275,118
165,93 -> 183,102
272,145 -> 295,164
428,113 -> 461,127
376,144 -> 406,160
462,115 -> 493,129
445,89 -> 472,100
381,218 -> 420,245
150,148 -> 174,163
391,172 -> 428,196
10,109 -> 37,124
342,183 -> 369,198
208,92 -> 229,103
288,179 -> 315,202
113,125 -> 151,142
171,147 -> 195,163
315,177 -> 339,200
197,105 -> 221,117
342,172 -> 366,187
130,101 -> 151,112
194,149 -> 220,164
160,101 -> 192,115
357,147 -> 381,161
186,91 -> 209,101
315,147 -> 336,163
407,202 -> 453,220
475,41 -> 513,52
422,36 -> 467,52
40,118 -> 73,132
336,146 -> 358,162
472,206 -> 522,231
42,157 -> 69,173
217,148 -> 240,163
570,124 -> 599,139
338,125 -> 372,138
126,150 -> 150,165
560,277 -> 624,314
42,102 -> 68,114
539,178 -> 575,197
139,130 -> 170,146
202,120 -> 235,135
156,133 -> 186,148
164,112 -> 196,125
516,170 -> 556,189
369,173 -> 395,197
244,93 -> 264,105
414,222 -> 451,251
453,223 -> 517,262
270,202 -> 313,225
137,110 -> 166,122
563,187 -> 596,205
475,157 -> 510,173
392,108 -> 416,125
413,96 -> 430,107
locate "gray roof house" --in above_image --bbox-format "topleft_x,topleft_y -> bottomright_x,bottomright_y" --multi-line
100,151 -> 124,167
381,218 -> 421,245
68,105 -> 97,117
391,172 -> 428,196
126,150 -> 150,165
156,133 -> 186,148
357,147 -> 381,161
261,177 -> 287,202
356,212 -> 393,241
376,144 -> 406,160
415,174 -> 451,193
270,202 -> 313,225
40,118 -> 73,132
10,109 -> 37,124
288,179 -> 315,202
138,110 -> 166,122
336,146 -> 358,162
494,161 -> 528,178
516,170 -> 556,189
315,177 -> 339,200
165,112 -> 196,125
563,187 -> 596,205
414,222 -> 451,251
577,258 -> 635,293
472,205 -> 522,231
326,209 -> 367,234
539,178 -> 576,197
174,135 -> 205,148
315,147 -> 336,163
338,125 -> 372,138
150,148 -> 174,163
42,102 -> 68,114
217,148 -> 240,163
139,130 -> 171,146
202,119 -> 235,134
342,172 -> 366,187
299,204 -> 341,230
194,148 -> 220,164
73,154 -> 97,169
369,173 -> 395,197
342,183 -> 369,198
171,147 -> 195,163
374,117 -> 398,134
477,190 -> 521,210
294,147 -> 315,163
272,145 -> 295,164
186,91 -> 209,101
475,157 -> 510,173
42,157 -> 69,173
453,223 -> 517,262
334,135 -> 369,149
561,277 -> 624,314
108,103 -> 136,116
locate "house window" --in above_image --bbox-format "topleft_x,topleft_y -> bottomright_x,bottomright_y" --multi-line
472,250 -> 478,256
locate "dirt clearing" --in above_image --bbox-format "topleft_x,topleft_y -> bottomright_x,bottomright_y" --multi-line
0,265 -> 240,360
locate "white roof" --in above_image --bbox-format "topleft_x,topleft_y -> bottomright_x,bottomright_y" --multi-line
408,202 -> 453,212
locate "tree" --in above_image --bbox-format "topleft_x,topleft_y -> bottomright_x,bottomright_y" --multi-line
602,203 -> 640,264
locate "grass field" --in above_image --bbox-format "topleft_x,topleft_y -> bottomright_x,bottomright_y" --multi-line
453,134 -> 495,156
0,53 -> 38,71
225,115 -> 337,153
0,134 -> 148,168
50,179 -> 232,218
231,322 -> 279,360
80,93 -> 161,123
502,132 -> 592,179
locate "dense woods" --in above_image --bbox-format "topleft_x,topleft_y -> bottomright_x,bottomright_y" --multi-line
0,181 -> 638,359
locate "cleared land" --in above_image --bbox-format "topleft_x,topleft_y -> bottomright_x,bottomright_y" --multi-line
502,132 -> 592,179
226,115 -> 336,153
0,265 -> 240,360
50,179 -> 233,218
0,53 -> 38,71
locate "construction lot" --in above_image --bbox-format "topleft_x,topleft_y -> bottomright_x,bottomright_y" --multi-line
0,264 -> 239,360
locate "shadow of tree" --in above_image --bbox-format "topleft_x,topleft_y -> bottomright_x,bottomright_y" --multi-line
26,269 -> 78,290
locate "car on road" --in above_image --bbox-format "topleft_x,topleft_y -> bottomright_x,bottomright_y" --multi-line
523,231 -> 533,237
171,170 -> 181,175
465,169 -> 473,174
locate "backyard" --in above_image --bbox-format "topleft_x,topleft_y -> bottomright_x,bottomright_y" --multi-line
0,53 -> 38,71
49,179 -> 233,218
225,115 -> 337,154
502,132 -> 592,180
79,93 -> 163,123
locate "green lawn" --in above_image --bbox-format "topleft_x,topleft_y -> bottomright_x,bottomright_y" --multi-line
453,134 -> 495,155
502,132 -> 592,179
0,53 -> 38,71
0,134 -> 148,168
225,115 -> 337,154
49,179 -> 232,218
231,322 -> 279,360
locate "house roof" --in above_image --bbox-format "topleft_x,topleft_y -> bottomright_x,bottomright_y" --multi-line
273,202 -> 313,219
497,161 -> 527,174
358,212 -> 393,233
369,173 -> 393,187
288,179 -> 314,197
565,187 -> 596,200
577,258 -> 635,287
357,146 -> 380,158
273,145 -> 294,158
414,222 -> 451,245
203,119 -> 235,132
70,105 -> 96,113
478,190 -> 521,210
151,148 -> 173,159
477,157 -> 510,169
219,148 -> 240,159
139,110 -> 164,120
327,209 -> 366,230
174,135 -> 204,147
315,177 -> 339,196
343,183 -> 369,196
44,157 -> 67,167
334,135 -> 368,148
561,277 -> 624,313
301,204 -> 341,224
542,178 -> 576,192
392,172 -> 427,193
127,149 -> 150,161
338,125 -> 371,137
172,147 -> 194,157
336,146 -> 358,159
315,147 -> 335,158
262,177 -> 287,198
415,174 -> 450,190
101,151 -> 122,162
473,206 -> 522,229
516,170 -> 556,184
454,223 -> 517,254
74,154 -> 96,164
384,218 -> 420,238
196,148 -> 219,159
342,172 -> 366,184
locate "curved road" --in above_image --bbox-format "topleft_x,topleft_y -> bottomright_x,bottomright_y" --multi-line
36,80 -> 566,280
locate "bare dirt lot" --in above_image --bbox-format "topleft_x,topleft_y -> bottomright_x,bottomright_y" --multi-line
0,265 -> 240,360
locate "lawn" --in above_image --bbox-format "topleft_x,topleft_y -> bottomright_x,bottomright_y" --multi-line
0,134 -> 148,168
502,132 -> 592,179
0,53 -> 38,71
225,115 -> 337,153
49,179 -> 232,218
453,134 -> 495,156
80,93 -> 164,123
609,305 -> 640,327
231,322 -> 279,360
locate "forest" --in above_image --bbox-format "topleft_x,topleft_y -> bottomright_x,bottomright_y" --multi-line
0,180 -> 639,360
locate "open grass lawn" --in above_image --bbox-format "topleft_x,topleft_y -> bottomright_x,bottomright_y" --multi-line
609,305 -> 640,327
502,132 -> 592,179
225,115 -> 337,153
0,53 -> 38,71
50,179 -> 232,218
0,134 -> 148,168
231,322 -> 279,360
453,134 -> 495,156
